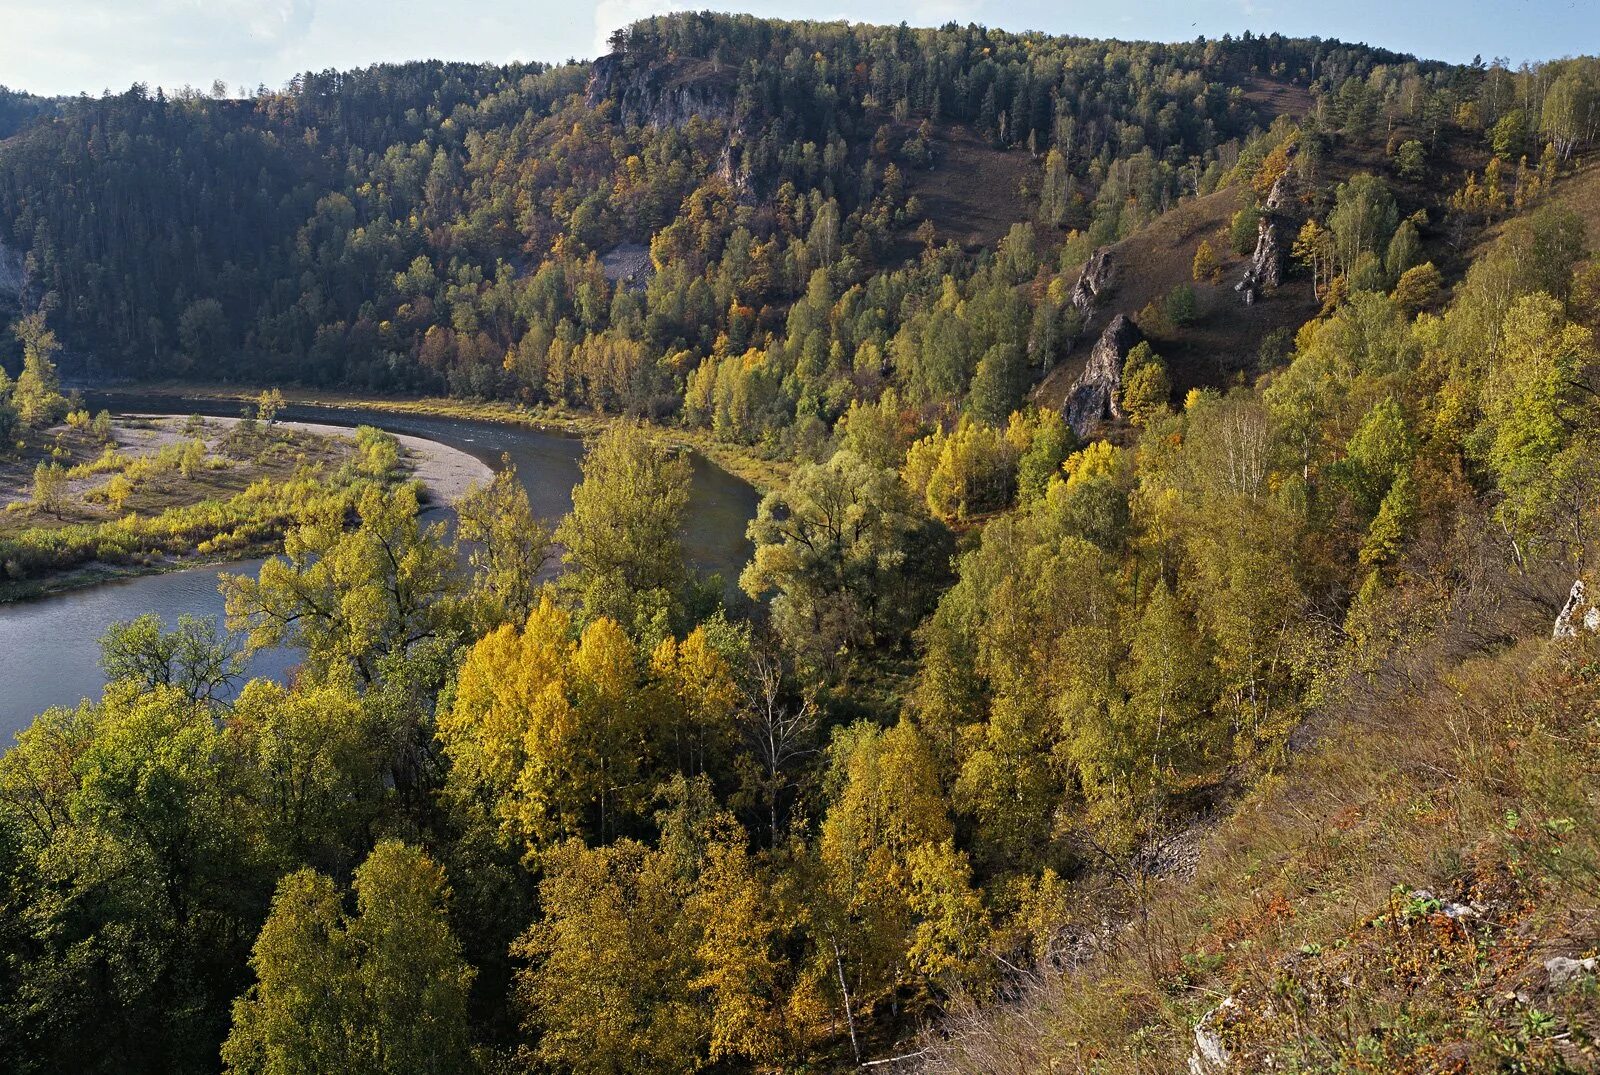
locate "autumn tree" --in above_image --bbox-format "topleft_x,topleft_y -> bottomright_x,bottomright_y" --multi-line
223,840 -> 475,1075
514,837 -> 702,1075
455,458 -> 553,631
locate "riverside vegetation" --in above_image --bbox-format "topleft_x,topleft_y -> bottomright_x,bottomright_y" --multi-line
0,11 -> 1599,1074
0,325 -> 413,597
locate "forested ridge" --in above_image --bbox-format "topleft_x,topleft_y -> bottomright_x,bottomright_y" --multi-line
3,10 -> 1600,1074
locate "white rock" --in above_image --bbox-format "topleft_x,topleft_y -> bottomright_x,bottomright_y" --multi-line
1188,998 -> 1235,1075
1545,955 -> 1597,988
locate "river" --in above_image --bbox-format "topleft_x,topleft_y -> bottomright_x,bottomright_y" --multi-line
0,396 -> 762,742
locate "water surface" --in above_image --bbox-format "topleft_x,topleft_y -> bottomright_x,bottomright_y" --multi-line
0,397 -> 760,742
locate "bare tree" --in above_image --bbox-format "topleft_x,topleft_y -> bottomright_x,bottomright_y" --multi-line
737,639 -> 817,844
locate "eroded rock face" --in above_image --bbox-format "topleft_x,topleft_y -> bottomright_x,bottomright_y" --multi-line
1553,579 -> 1600,639
1236,171 -> 1296,305
1064,313 -> 1142,438
1071,247 -> 1114,317
586,52 -> 735,129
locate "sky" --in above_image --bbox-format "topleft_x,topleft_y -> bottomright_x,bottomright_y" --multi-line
0,0 -> 1593,98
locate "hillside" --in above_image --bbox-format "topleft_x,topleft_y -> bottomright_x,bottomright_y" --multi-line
0,12 -> 1599,1075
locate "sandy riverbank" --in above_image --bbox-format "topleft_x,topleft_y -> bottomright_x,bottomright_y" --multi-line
124,414 -> 494,505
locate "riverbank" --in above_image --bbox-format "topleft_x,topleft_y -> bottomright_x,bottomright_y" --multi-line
144,414 -> 494,507
0,413 -> 488,603
99,384 -> 793,495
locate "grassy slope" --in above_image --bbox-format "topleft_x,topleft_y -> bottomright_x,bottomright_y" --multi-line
1032,181 -> 1324,413
912,627 -> 1600,1073
1032,123 -> 1497,415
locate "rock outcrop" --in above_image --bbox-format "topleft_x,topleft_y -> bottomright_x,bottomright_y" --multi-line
586,53 -> 736,129
1070,247 -> 1113,317
1235,171 -> 1297,305
1545,955 -> 1598,988
1187,998 -> 1235,1075
1064,313 -> 1142,438
1553,578 -> 1600,639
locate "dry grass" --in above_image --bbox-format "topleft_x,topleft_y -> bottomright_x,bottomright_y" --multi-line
906,620 -> 1600,1073
0,417 -> 352,535
900,123 -> 1035,253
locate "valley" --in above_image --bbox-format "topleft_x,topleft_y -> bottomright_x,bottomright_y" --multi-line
0,10 -> 1597,1075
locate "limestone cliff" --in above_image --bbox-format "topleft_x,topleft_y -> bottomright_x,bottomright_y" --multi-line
586,52 -> 737,129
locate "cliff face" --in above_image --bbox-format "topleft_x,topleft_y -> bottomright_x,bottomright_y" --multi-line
586,52 -> 737,129
1064,313 -> 1142,438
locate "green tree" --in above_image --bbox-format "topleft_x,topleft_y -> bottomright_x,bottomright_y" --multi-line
1474,293 -> 1600,561
555,421 -> 692,634
177,298 -> 227,372
12,310 -> 67,428
1326,173 -> 1399,277
742,450 -> 948,673
100,613 -> 242,703
222,484 -> 462,685
1039,148 -> 1070,228
1394,138 -> 1426,180
455,458 -> 553,631
223,840 -> 475,1075
965,341 -> 1028,425
1229,202 -> 1261,255
1119,341 -> 1171,427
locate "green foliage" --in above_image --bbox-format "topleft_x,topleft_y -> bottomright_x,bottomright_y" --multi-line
554,421 -> 692,635
1394,138 -> 1427,180
455,458 -> 553,631
1230,201 -> 1262,255
11,310 -> 66,429
223,840 -> 475,1075
1,22 -> 1598,1075
222,483 -> 463,685
100,613 -> 242,703
743,449 -> 949,673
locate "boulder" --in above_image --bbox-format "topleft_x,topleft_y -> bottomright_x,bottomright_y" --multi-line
1545,955 -> 1598,988
1063,314 -> 1141,438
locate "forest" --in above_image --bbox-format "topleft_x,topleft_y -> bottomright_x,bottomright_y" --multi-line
1,9 -> 1600,1073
